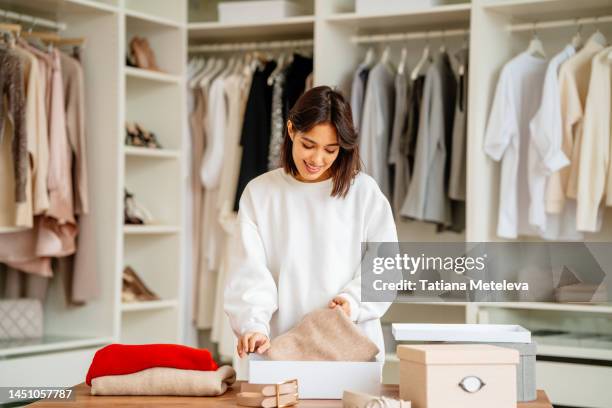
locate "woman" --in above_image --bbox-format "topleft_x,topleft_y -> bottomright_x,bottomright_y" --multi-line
224,85 -> 397,361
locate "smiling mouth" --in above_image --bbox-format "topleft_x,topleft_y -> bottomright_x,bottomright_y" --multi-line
304,161 -> 321,174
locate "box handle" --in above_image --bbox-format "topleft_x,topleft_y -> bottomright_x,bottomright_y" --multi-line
275,378 -> 298,407
458,376 -> 486,393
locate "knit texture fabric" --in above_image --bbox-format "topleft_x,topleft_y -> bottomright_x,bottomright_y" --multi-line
266,307 -> 379,361
90,365 -> 235,396
85,343 -> 218,385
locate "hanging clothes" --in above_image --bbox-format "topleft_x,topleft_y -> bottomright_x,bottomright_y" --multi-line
0,41 -> 92,305
233,60 -> 277,211
0,48 -> 28,228
448,47 -> 469,203
360,61 -> 395,198
546,37 -> 605,213
350,62 -> 371,132
388,68 -> 410,216
401,51 -> 457,228
281,54 -> 313,123
576,45 -> 612,232
267,68 -> 287,170
483,52 -> 548,239
528,45 -> 583,240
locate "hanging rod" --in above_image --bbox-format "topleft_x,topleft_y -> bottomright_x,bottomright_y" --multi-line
508,15 -> 612,32
352,28 -> 469,44
188,39 -> 313,53
0,8 -> 66,31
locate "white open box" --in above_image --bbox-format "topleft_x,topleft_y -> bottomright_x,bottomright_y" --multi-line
248,354 -> 383,399
392,324 -> 531,343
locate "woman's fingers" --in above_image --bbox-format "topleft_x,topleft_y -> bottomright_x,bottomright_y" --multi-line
239,333 -> 252,357
256,337 -> 271,354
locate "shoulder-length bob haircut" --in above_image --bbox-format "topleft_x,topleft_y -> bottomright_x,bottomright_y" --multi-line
281,85 -> 361,198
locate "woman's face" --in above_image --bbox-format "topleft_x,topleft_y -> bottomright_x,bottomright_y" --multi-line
288,121 -> 340,182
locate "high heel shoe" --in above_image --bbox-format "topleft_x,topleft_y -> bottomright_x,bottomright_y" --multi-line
134,123 -> 163,149
140,37 -> 161,72
124,188 -> 154,225
125,122 -> 146,147
129,36 -> 150,70
122,266 -> 160,303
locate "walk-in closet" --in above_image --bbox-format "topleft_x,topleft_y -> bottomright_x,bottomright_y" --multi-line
1,1 -> 611,407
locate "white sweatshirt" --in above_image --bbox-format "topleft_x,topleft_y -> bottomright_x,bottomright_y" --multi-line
224,168 -> 398,361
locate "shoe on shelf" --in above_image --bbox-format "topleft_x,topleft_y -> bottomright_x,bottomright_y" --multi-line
125,122 -> 162,149
124,188 -> 154,225
125,122 -> 145,147
343,390 -> 411,408
134,123 -> 163,149
122,266 -> 160,303
129,36 -> 150,70
129,36 -> 162,72
140,37 -> 161,72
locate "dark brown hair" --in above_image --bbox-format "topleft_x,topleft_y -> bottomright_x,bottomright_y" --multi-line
281,85 -> 361,198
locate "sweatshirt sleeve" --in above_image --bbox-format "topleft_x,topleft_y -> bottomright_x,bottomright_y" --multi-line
223,185 -> 278,337
338,187 -> 398,324
576,57 -> 609,232
483,67 -> 516,162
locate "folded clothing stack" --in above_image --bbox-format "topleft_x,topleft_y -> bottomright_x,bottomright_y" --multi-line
86,343 -> 236,396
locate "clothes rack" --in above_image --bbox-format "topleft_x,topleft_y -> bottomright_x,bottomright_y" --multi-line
0,8 -> 66,31
351,28 -> 469,44
188,39 -> 313,53
508,15 -> 612,32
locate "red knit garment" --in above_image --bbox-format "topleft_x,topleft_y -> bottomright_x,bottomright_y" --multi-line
85,344 -> 218,385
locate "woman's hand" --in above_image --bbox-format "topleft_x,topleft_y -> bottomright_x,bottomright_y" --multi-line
328,296 -> 351,318
237,332 -> 270,358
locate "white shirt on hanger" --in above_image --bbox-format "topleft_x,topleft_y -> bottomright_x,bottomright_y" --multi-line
528,45 -> 584,240
484,52 -> 548,239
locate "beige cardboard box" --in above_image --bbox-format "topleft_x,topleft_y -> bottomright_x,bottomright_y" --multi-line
398,344 -> 519,408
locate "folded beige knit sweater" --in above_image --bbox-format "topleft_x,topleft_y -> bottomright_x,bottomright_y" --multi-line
266,307 -> 379,361
90,365 -> 236,396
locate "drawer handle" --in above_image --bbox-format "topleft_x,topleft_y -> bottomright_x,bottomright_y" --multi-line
458,376 -> 486,393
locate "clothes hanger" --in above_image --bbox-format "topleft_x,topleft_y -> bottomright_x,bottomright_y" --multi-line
220,55 -> 237,79
397,47 -> 408,75
439,30 -> 447,54
267,50 -> 288,85
189,55 -> 213,88
199,57 -> 226,88
526,23 -> 546,58
411,33 -> 431,81
380,45 -> 396,72
363,46 -> 375,68
588,17 -> 608,47
571,20 -> 583,50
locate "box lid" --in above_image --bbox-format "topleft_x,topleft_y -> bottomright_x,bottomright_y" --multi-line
397,344 -> 520,365
454,341 -> 537,357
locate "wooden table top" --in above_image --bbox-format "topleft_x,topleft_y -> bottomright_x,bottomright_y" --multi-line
29,382 -> 552,407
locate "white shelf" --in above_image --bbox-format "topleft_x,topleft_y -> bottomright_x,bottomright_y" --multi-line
123,225 -> 181,235
125,66 -> 182,84
476,302 -> 612,314
5,0 -> 118,15
325,4 -> 471,32
0,336 -> 112,358
125,8 -> 184,29
537,344 -> 612,361
122,299 -> 178,312
124,146 -> 181,159
483,0 -> 612,21
188,15 -> 315,41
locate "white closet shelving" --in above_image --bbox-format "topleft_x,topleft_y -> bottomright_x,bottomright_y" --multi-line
0,0 -> 187,396
121,0 -> 187,347
190,0 -> 612,406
